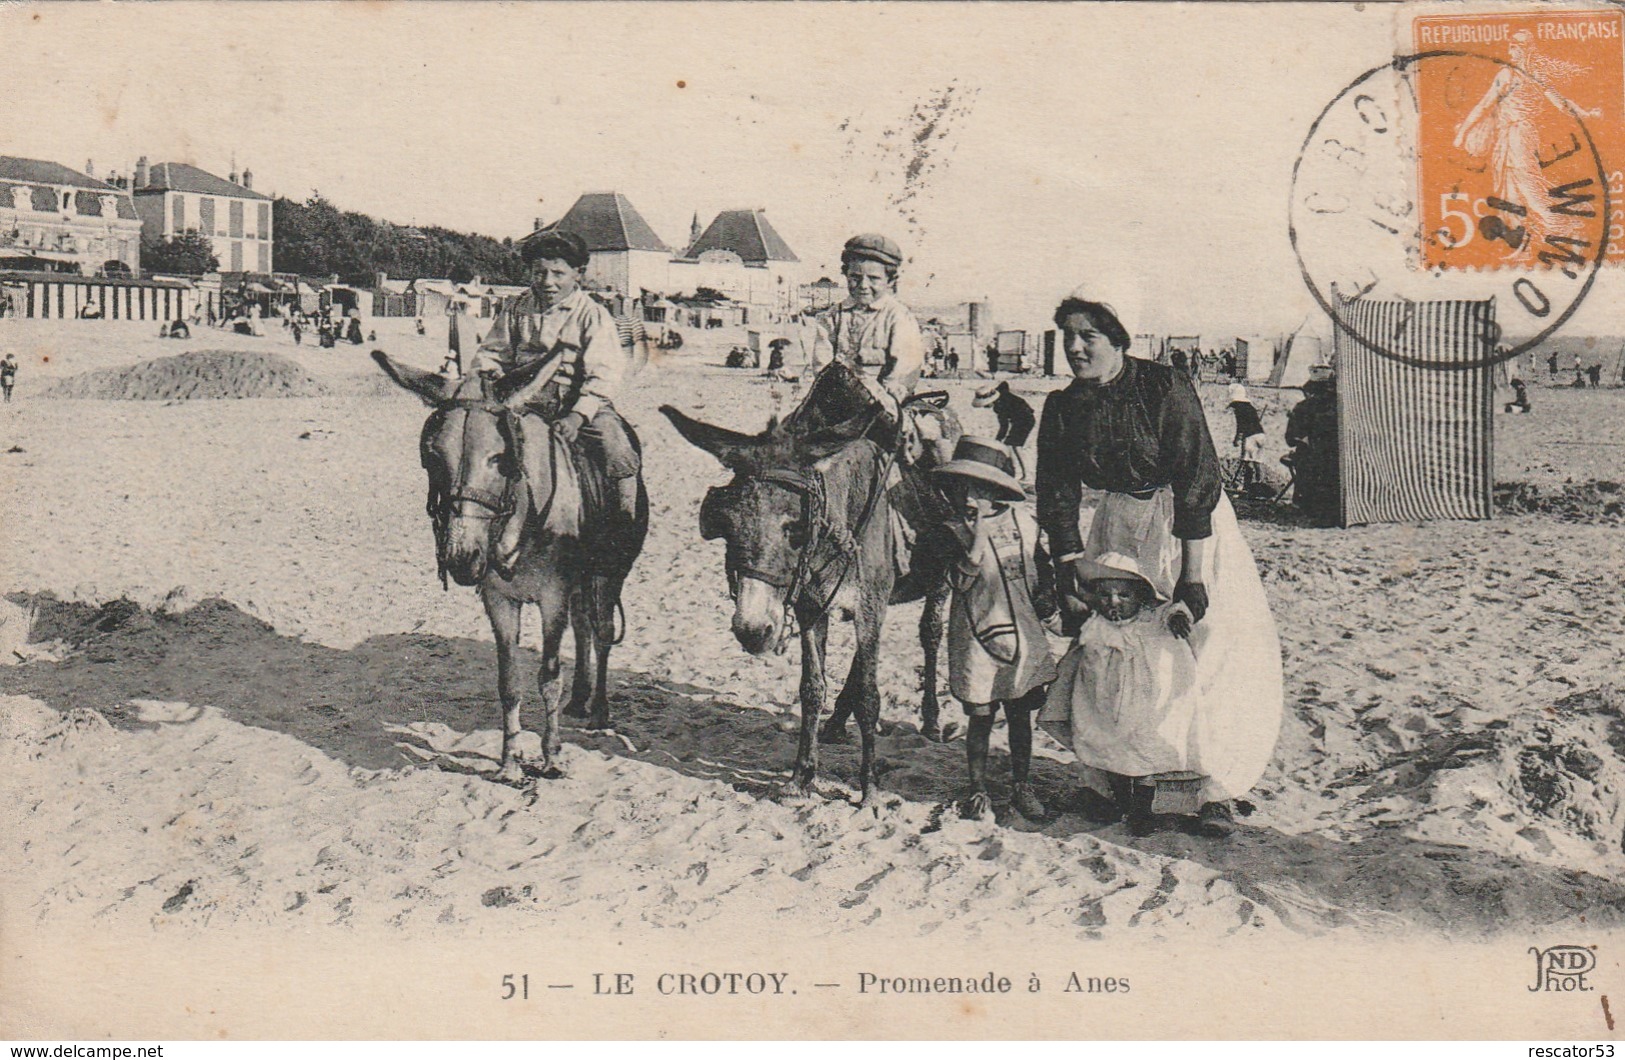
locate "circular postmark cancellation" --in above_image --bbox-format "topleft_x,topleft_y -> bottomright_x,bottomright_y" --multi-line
1290,50 -> 1611,370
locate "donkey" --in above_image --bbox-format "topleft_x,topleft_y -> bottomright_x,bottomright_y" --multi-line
662,403 -> 893,805
374,351 -> 649,784
660,364 -> 962,803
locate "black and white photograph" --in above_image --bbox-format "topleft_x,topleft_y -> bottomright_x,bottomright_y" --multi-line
1,0 -> 1622,1042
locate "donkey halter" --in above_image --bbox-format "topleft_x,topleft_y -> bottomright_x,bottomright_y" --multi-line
423,397 -> 523,588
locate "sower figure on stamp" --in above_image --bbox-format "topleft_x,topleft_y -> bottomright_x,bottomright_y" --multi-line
468,229 -> 643,562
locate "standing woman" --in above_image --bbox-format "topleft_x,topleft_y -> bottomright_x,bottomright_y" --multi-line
1035,288 -> 1282,836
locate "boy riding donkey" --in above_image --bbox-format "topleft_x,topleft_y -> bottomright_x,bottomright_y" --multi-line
467,230 -> 643,566
792,233 -> 966,741
795,233 -> 958,550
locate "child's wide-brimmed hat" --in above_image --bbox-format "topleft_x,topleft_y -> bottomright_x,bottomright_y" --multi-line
931,436 -> 1026,502
971,381 -> 1006,408
1228,383 -> 1249,404
1077,551 -> 1167,603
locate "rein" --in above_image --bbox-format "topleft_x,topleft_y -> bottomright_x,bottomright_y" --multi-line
730,421 -> 897,653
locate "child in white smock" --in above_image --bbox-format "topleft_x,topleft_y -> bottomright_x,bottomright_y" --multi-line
931,437 -> 1058,823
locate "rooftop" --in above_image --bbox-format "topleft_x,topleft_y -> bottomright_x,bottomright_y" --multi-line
541,192 -> 671,254
684,209 -> 799,263
137,162 -> 270,201
0,156 -> 123,192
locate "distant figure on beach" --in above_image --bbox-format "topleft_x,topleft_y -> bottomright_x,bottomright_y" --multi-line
164,319 -> 189,340
1504,378 -> 1532,414
1,352 -> 17,403
1228,383 -> 1267,496
973,380 -> 1036,478
415,317 -> 426,336
1548,351 -> 1560,379
346,316 -> 364,345
291,319 -> 303,345
1587,364 -> 1603,388
1285,372 -> 1340,525
765,336 -> 791,376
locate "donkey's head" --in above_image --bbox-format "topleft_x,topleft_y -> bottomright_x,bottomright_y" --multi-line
374,351 -> 550,587
661,405 -> 867,655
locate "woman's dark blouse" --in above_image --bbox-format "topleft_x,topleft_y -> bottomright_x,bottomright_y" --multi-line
1036,356 -> 1222,554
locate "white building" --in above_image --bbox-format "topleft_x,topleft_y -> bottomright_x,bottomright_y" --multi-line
131,158 -> 273,274
0,156 -> 144,275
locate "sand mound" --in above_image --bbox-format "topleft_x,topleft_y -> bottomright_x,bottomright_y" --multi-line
43,350 -> 328,401
1495,479 -> 1625,523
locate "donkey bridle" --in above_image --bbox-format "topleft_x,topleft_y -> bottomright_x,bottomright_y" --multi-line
424,397 -> 523,587
727,442 -> 891,637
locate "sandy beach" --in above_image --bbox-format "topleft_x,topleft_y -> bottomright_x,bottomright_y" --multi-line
3,317 -> 1624,948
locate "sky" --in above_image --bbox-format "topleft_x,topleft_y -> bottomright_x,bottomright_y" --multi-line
5,1 -> 1624,340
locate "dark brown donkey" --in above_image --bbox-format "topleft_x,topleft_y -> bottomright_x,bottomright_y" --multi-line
374,351 -> 649,783
661,363 -> 962,804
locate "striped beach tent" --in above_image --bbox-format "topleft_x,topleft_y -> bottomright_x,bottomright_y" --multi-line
1333,297 -> 1496,526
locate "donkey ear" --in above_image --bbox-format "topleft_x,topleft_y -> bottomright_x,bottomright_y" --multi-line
660,405 -> 762,469
373,350 -> 453,406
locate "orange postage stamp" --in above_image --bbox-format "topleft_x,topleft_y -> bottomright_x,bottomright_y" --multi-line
1414,8 -> 1623,271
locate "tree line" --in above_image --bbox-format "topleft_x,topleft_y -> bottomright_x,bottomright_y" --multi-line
141,193 -> 529,285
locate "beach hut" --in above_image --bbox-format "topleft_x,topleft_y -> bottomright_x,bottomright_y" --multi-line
1234,335 -> 1276,383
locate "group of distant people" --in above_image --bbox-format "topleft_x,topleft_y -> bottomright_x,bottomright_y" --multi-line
1546,350 -> 1612,389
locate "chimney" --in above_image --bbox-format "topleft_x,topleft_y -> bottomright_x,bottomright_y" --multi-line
242,167 -> 253,191
85,159 -> 96,178
135,156 -> 149,189
374,270 -> 387,291
690,211 -> 702,245
533,217 -> 544,231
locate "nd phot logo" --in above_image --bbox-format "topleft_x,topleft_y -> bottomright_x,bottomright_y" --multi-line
1530,945 -> 1597,992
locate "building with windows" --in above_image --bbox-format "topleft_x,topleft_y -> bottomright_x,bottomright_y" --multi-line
131,158 -> 273,274
0,156 -> 144,275
534,193 -> 805,321
671,208 -> 802,316
537,192 -> 674,308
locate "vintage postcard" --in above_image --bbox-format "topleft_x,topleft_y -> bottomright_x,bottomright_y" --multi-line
2,0 -> 1623,1042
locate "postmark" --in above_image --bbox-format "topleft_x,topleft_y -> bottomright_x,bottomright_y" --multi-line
1290,48 -> 1610,370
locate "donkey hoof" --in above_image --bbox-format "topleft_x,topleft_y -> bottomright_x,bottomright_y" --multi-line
818,721 -> 851,745
563,698 -> 591,719
919,722 -> 943,742
774,780 -> 817,804
495,762 -> 527,786
536,760 -> 566,781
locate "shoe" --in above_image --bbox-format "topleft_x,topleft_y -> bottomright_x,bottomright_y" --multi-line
1189,801 -> 1236,838
958,791 -> 994,822
1010,783 -> 1046,820
1124,781 -> 1159,837
1071,787 -> 1123,824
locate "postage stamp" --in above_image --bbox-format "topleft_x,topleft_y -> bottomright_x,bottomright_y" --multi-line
1413,9 -> 1624,272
